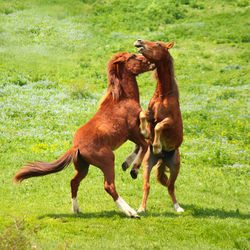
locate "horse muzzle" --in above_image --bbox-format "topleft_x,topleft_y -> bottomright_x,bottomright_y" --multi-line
134,39 -> 145,53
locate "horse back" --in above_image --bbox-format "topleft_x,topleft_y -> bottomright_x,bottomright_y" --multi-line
72,99 -> 141,152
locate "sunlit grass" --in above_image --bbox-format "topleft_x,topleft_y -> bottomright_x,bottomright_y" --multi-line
0,0 -> 249,249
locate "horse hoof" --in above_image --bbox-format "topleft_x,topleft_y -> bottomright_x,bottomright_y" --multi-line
72,198 -> 81,214
130,169 -> 138,179
72,207 -> 81,214
137,207 -> 146,213
122,162 -> 129,171
174,203 -> 185,213
152,144 -> 162,155
131,214 -> 140,219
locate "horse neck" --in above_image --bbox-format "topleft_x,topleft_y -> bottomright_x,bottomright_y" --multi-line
121,74 -> 140,102
154,55 -> 178,99
100,74 -> 139,108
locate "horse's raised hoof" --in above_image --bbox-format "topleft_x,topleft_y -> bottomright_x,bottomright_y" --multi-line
130,169 -> 138,179
122,162 -> 129,171
152,144 -> 162,155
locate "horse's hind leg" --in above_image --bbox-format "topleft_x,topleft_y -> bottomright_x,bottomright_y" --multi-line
138,148 -> 158,213
95,149 -> 139,218
71,151 -> 89,213
122,145 -> 140,171
103,165 -> 139,218
159,149 -> 184,212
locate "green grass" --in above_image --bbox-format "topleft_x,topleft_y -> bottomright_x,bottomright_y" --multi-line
0,0 -> 249,249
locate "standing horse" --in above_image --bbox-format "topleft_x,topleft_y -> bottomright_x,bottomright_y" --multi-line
13,52 -> 155,218
133,40 -> 184,213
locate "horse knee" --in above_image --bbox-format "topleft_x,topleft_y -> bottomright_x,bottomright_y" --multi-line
104,182 -> 111,193
155,123 -> 162,132
139,110 -> 149,120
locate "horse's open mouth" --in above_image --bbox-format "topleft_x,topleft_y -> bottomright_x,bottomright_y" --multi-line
137,46 -> 145,53
134,40 -> 145,53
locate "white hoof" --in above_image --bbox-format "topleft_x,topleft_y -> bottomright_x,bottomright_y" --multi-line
137,206 -> 146,213
152,144 -> 162,154
115,196 -> 140,218
72,198 -> 81,214
174,203 -> 184,212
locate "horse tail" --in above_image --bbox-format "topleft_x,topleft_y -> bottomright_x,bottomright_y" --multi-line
13,148 -> 77,182
155,158 -> 170,187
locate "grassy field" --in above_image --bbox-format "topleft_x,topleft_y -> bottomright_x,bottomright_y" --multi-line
0,0 -> 249,249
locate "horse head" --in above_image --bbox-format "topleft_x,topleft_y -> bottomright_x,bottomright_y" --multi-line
107,52 -> 155,101
134,40 -> 174,62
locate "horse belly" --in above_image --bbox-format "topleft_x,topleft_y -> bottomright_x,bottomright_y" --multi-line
111,136 -> 128,151
73,123 -> 128,153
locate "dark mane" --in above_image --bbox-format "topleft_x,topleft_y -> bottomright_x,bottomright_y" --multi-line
99,52 -> 128,107
106,52 -> 127,102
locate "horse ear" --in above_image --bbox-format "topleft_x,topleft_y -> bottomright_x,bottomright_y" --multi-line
113,58 -> 121,64
166,41 -> 174,49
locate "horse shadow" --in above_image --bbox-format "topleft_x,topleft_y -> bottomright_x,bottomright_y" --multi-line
38,204 -> 249,220
38,210 -> 127,220
143,203 -> 250,220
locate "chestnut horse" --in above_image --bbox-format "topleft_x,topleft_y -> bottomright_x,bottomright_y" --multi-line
134,40 -> 184,213
13,52 -> 155,218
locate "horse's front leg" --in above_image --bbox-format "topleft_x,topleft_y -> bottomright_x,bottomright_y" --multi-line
138,148 -> 156,213
139,110 -> 150,139
121,110 -> 150,173
153,117 -> 173,154
129,132 -> 149,179
122,145 -> 140,171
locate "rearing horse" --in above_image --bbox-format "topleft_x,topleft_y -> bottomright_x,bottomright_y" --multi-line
13,52 -> 155,218
134,40 -> 184,213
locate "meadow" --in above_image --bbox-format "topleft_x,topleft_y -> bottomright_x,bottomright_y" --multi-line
0,0 -> 249,249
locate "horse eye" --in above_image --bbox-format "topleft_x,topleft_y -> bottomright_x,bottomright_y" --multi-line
156,43 -> 161,47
